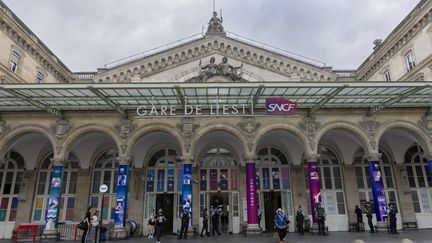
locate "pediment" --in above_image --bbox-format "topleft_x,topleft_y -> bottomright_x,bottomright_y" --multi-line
94,35 -> 337,83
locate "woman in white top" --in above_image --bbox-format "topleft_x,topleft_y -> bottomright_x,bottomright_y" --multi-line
148,209 -> 156,238
91,210 -> 100,227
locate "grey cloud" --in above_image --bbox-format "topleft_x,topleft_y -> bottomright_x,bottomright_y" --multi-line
3,0 -> 419,71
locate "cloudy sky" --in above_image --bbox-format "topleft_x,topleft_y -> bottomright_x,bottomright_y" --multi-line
3,0 -> 420,71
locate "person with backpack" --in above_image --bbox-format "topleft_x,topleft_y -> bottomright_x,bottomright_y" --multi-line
81,206 -> 91,243
154,208 -> 166,243
388,203 -> 399,234
316,203 -> 326,236
295,205 -> 304,235
274,208 -> 290,243
148,209 -> 156,238
179,206 -> 190,239
365,202 -> 375,233
201,208 -> 210,237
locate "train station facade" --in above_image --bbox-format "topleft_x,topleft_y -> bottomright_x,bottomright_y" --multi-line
0,0 -> 432,239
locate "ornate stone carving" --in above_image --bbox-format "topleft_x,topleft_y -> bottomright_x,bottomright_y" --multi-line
237,117 -> 260,134
418,114 -> 432,134
117,156 -> 133,165
359,116 -> 381,150
367,152 -> 381,161
206,11 -> 225,35
177,118 -> 199,137
0,120 -> 10,137
298,117 -> 321,150
114,119 -> 136,140
195,56 -> 244,82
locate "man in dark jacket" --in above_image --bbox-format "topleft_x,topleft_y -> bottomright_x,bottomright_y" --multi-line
211,211 -> 221,236
388,203 -> 399,234
365,202 -> 375,233
154,209 -> 166,243
295,205 -> 304,235
355,205 -> 364,231
179,206 -> 190,239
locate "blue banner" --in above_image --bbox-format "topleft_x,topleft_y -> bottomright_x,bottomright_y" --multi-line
428,160 -> 432,183
369,161 -> 388,221
114,165 -> 129,227
182,164 -> 192,225
146,170 -> 154,192
44,165 -> 63,231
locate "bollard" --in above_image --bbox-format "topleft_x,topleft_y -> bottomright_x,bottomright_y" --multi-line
400,239 -> 414,243
353,240 -> 365,243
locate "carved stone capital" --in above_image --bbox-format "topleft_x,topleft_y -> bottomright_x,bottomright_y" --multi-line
50,157 -> 65,166
306,153 -> 320,162
116,156 -> 133,165
367,153 -> 382,161
418,115 -> 432,134
237,117 -> 260,134
177,118 -> 199,137
114,119 -> 136,140
180,155 -> 195,163
298,117 -> 321,150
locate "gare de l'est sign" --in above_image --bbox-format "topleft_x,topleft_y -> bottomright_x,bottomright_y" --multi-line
136,97 -> 297,117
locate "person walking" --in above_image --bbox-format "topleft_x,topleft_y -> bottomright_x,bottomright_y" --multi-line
154,208 -> 166,243
274,208 -> 290,243
388,203 -> 399,234
81,206 -> 91,243
258,205 -> 262,230
201,208 -> 210,237
355,205 -> 364,231
211,210 -> 221,236
365,202 -> 375,233
316,203 -> 326,236
295,205 -> 304,235
179,206 -> 190,239
148,209 -> 156,239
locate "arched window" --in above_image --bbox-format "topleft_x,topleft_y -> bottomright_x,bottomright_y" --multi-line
0,151 -> 24,222
404,144 -> 431,213
90,150 -> 118,220
32,153 -> 79,222
354,148 -> 398,212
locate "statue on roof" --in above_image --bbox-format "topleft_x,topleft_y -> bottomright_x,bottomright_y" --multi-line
206,11 -> 225,35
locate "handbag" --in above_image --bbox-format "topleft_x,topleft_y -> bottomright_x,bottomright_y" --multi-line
78,220 -> 88,230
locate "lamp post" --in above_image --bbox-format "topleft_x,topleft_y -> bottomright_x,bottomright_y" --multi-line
96,184 -> 108,243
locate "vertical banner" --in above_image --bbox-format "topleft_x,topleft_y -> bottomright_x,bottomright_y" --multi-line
44,165 -> 64,231
428,160 -> 432,184
369,161 -> 388,221
210,169 -> 218,191
220,169 -> 228,190
246,163 -> 258,225
167,169 -> 175,192
182,164 -> 193,225
200,169 -> 207,191
272,168 -> 280,190
146,170 -> 154,192
308,162 -> 321,224
157,169 -> 165,192
282,166 -> 290,189
262,168 -> 270,190
114,165 -> 129,227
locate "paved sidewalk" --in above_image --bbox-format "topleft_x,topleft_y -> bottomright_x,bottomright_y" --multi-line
3,231 -> 432,243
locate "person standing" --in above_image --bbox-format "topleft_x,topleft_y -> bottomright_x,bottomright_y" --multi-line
365,202 -> 375,233
316,203 -> 326,236
388,203 -> 399,234
81,206 -> 91,243
179,206 -> 190,239
258,206 -> 262,230
355,205 -> 364,231
274,208 -> 290,243
295,205 -> 304,235
201,208 -> 210,237
154,209 -> 166,243
148,209 -> 156,239
211,210 -> 221,236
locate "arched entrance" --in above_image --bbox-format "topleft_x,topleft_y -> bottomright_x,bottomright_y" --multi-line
0,151 -> 24,222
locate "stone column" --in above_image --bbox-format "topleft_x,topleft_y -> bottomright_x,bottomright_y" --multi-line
342,164 -> 360,223
73,169 -> 90,222
367,153 -> 387,231
307,154 -> 321,224
42,158 -> 65,241
16,170 -> 36,223
291,164 -> 308,214
393,163 -> 417,226
127,168 -> 144,236
245,161 -> 260,235
109,156 -> 131,240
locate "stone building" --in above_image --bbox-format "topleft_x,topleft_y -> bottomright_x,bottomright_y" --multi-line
0,0 -> 431,239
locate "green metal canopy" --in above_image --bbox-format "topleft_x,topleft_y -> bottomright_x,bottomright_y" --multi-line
0,82 -> 431,118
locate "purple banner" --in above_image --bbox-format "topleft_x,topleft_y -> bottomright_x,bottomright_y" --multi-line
220,169 -> 228,190
262,168 -> 270,190
308,162 -> 321,223
369,161 -> 388,221
265,98 -> 297,115
246,163 -> 258,225
282,166 -> 290,189
200,169 -> 207,191
428,160 -> 432,183
114,165 -> 129,227
272,168 -> 280,189
146,170 -> 154,192
167,169 -> 175,192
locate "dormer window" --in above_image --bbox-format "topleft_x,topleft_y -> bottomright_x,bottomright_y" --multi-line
383,70 -> 391,81
9,51 -> 21,73
405,51 -> 416,72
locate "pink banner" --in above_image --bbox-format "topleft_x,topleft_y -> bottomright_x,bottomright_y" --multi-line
308,161 -> 321,223
246,163 -> 258,224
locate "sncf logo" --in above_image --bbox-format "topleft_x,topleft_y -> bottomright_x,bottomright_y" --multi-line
266,98 -> 297,115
